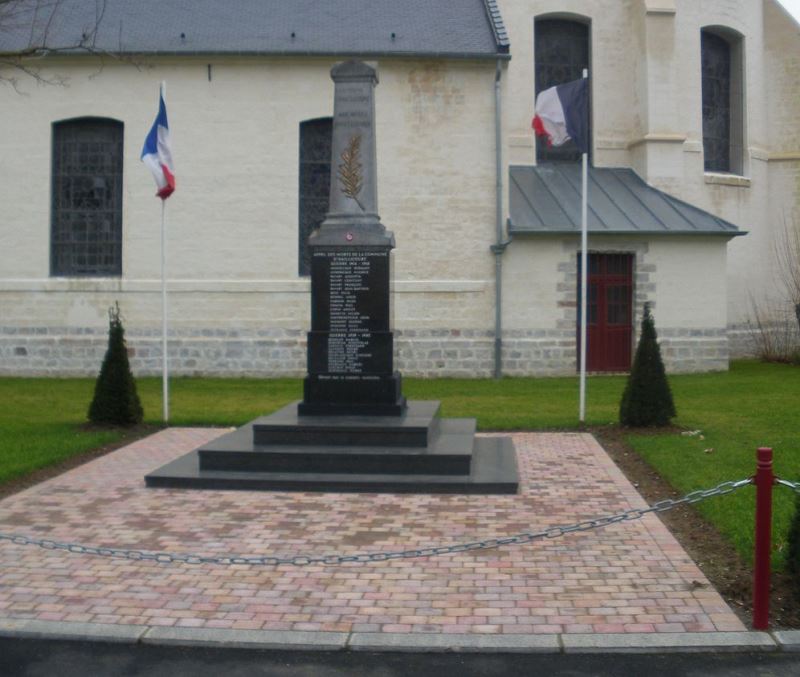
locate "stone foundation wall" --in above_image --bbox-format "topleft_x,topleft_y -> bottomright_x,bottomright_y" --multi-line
728,323 -> 758,359
728,320 -> 800,360
657,328 -> 730,372
1,325 -> 731,377
0,327 -> 308,378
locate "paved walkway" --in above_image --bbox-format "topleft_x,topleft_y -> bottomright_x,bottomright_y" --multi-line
0,429 -> 753,644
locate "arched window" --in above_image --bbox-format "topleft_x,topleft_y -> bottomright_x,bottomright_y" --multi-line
701,28 -> 744,174
534,17 -> 590,163
51,118 -> 124,276
298,117 -> 333,276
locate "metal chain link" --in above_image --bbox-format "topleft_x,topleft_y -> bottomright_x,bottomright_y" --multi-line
777,478 -> 800,494
0,478 -> 752,567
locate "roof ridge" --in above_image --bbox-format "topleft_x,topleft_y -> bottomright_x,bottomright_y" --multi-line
481,0 -> 510,50
0,0 -> 509,59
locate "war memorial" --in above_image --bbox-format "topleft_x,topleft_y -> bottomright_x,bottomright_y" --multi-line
146,62 -> 519,495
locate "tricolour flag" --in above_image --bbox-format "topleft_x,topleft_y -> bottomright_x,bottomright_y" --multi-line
532,77 -> 589,154
141,86 -> 175,199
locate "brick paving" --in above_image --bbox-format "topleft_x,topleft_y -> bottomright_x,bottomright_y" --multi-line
0,429 -> 746,635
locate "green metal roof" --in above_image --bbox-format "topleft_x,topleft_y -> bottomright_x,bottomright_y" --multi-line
509,164 -> 745,237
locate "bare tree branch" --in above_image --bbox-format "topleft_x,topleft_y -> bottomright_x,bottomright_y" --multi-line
0,0 -> 142,89
774,216 -> 800,309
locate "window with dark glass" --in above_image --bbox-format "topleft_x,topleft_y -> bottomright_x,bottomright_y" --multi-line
51,118 -> 123,277
298,117 -> 333,276
701,29 -> 744,174
534,18 -> 590,163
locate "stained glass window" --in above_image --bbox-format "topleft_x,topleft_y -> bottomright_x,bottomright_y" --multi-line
534,18 -> 590,163
701,29 -> 743,174
701,31 -> 731,172
51,118 -> 123,276
298,118 -> 333,276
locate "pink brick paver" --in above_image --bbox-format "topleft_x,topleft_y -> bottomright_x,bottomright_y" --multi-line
0,429 -> 746,634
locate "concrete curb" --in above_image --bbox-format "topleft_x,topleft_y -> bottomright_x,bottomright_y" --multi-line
348,632 -> 560,653
0,619 -> 146,644
142,627 -> 348,650
560,632 -> 776,653
774,631 -> 800,652
0,619 -> 791,654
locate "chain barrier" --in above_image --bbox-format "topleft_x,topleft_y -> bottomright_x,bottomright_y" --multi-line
0,477 -> 754,567
777,477 -> 800,494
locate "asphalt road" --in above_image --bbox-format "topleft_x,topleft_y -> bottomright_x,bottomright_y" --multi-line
2,639 -> 800,677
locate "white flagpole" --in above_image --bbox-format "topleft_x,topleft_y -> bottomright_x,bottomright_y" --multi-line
579,68 -> 589,423
160,80 -> 170,424
161,191 -> 169,423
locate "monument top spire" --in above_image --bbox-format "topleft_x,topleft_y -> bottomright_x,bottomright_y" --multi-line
330,60 -> 379,83
321,60 -> 382,232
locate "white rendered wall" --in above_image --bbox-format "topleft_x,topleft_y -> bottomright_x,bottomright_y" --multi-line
501,235 -> 729,373
496,0 -> 800,332
0,57 -> 498,342
503,235 -> 727,330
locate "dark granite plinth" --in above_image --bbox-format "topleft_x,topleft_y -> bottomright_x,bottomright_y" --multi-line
200,418 -> 473,475
301,236 -> 406,417
145,399 -> 519,495
297,399 -> 407,417
299,372 -> 406,416
256,401 -> 438,447
146,436 -> 518,495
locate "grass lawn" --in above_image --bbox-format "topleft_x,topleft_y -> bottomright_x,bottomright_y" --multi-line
0,360 -> 798,568
1,378 -> 130,486
623,360 -> 800,569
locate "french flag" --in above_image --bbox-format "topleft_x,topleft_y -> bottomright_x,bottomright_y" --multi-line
532,77 -> 589,154
141,86 -> 175,199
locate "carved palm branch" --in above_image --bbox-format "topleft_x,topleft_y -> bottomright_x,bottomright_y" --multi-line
337,134 -> 365,211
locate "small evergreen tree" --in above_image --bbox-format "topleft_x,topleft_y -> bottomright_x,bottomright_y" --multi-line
789,489 -> 800,601
619,303 -> 676,427
88,303 -> 143,426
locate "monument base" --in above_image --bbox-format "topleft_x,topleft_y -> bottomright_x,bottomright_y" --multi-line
145,400 -> 518,495
299,371 -> 406,416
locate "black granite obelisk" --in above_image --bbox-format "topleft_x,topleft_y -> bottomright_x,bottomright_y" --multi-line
299,61 -> 406,416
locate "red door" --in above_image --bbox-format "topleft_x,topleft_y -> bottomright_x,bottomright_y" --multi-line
578,253 -> 633,372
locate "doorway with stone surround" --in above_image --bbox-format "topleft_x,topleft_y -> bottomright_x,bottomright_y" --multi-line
578,252 -> 634,372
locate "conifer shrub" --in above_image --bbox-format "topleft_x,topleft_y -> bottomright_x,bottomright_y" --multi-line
619,303 -> 676,427
789,490 -> 800,601
88,303 -> 144,426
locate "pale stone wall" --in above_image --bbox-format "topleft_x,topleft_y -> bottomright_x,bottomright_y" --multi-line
501,234 -> 729,374
497,0 -> 800,337
0,57 -> 499,365
0,229 -> 728,376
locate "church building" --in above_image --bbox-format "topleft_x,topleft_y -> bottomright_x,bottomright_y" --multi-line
1,0 -> 798,377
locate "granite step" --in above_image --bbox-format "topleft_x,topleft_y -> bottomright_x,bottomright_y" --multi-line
199,418 -> 475,475
145,436 -> 518,495
253,400 -> 441,447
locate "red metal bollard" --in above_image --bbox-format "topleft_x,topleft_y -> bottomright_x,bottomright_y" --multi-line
753,447 -> 774,630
